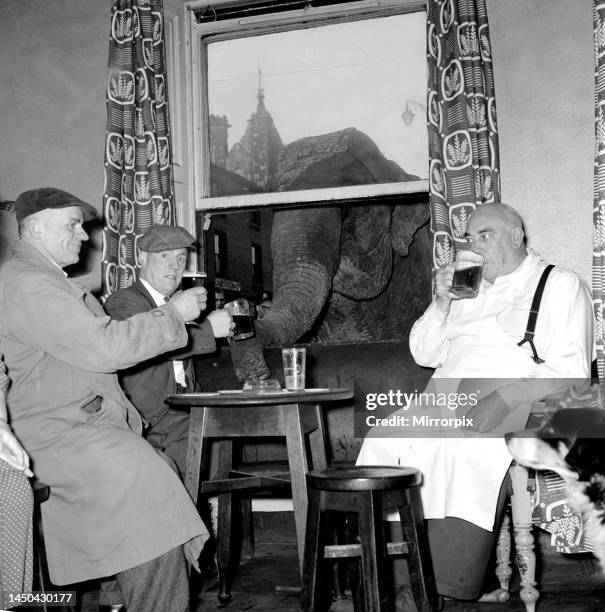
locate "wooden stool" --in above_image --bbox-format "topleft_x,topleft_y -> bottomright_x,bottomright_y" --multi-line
302,466 -> 439,612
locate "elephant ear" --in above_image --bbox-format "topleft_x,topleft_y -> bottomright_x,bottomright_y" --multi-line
332,204 -> 392,300
390,201 -> 431,257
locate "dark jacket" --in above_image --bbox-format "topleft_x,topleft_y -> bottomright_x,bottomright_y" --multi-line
104,279 -> 216,428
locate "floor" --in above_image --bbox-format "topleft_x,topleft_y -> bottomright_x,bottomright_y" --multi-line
192,513 -> 605,612
37,512 -> 605,612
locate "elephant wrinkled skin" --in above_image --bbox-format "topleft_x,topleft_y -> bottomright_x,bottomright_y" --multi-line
230,201 -> 432,383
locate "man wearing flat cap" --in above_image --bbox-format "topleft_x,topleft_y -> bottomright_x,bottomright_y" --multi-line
0,187 -> 212,611
105,224 -> 233,475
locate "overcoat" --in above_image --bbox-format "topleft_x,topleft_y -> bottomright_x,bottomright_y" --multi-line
0,241 -> 208,584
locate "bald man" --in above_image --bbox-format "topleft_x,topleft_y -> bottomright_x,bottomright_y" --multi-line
357,203 -> 593,602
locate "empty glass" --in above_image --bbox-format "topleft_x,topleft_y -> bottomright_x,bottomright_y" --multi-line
282,347 -> 306,390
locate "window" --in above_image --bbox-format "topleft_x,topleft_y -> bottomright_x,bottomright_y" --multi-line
214,230 -> 228,277
251,243 -> 263,284
186,0 -> 428,211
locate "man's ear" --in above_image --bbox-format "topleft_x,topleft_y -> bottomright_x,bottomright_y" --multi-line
137,249 -> 147,268
25,215 -> 44,239
511,226 -> 524,248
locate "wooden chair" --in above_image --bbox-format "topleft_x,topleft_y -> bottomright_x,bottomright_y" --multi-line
32,481 -> 79,612
479,463 -> 539,612
480,393 -> 598,612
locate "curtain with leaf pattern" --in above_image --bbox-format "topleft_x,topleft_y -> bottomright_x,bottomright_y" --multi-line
593,0 -> 605,378
101,0 -> 174,300
427,0 -> 501,267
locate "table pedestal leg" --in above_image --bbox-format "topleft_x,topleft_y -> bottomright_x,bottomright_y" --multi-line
217,439 -> 234,603
283,404 -> 310,576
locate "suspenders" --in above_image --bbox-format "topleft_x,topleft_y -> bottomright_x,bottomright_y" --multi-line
516,264 -> 555,364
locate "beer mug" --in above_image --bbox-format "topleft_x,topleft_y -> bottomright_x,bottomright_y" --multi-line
450,251 -> 484,299
181,271 -> 207,291
224,299 -> 255,340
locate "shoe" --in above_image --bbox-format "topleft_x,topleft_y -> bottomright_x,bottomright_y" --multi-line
395,586 -> 418,612
329,596 -> 354,612
395,586 -> 445,612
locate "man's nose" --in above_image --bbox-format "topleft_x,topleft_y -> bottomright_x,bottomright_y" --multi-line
77,227 -> 89,241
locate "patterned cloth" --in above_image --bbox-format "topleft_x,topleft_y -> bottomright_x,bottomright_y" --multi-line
426,0 -> 501,268
533,470 -> 590,554
1,357 -> 33,608
0,359 -> 8,393
593,0 -> 605,379
0,461 -> 33,609
101,0 -> 176,300
531,384 -> 602,554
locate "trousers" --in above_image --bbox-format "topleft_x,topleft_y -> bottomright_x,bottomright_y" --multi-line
145,409 -> 190,477
389,473 -> 510,600
100,545 -> 189,612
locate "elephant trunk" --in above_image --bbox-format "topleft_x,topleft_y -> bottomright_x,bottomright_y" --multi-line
229,206 -> 342,382
261,206 -> 342,345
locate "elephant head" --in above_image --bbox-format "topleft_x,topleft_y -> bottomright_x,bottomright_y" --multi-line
229,128 -> 430,382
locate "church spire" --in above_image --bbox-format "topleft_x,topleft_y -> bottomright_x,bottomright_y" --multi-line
256,66 -> 266,112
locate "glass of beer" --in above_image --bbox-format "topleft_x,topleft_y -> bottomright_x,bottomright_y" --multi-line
450,251 -> 484,299
225,299 -> 255,340
180,271 -> 208,326
181,271 -> 207,291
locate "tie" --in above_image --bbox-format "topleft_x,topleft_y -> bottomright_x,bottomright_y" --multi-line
184,358 -> 197,392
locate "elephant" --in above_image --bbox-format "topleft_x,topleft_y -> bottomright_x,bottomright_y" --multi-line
229,128 -> 433,382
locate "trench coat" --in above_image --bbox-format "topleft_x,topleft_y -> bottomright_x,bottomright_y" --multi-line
0,241 -> 208,585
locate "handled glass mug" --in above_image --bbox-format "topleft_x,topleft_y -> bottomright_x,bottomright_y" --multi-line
449,251 -> 484,299
224,299 -> 255,340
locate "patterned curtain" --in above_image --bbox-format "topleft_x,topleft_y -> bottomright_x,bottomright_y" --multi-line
426,0 -> 501,267
101,0 -> 175,300
593,1 -> 605,378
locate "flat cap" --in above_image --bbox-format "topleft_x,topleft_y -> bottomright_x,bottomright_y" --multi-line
138,225 -> 196,252
15,187 -> 97,224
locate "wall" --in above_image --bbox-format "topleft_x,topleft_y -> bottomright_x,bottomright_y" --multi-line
0,0 -> 109,285
0,0 -> 595,284
487,0 -> 594,284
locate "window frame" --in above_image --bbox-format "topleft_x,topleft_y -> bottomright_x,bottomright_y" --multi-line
213,229 -> 228,277
184,0 -> 429,213
251,242 -> 263,285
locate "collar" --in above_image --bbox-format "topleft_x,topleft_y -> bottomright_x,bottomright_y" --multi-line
487,248 -> 547,296
11,239 -> 68,277
139,278 -> 170,307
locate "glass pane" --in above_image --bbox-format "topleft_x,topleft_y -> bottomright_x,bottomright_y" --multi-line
205,11 -> 427,198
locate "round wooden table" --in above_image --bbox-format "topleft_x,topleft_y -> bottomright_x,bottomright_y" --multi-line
166,388 -> 353,601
